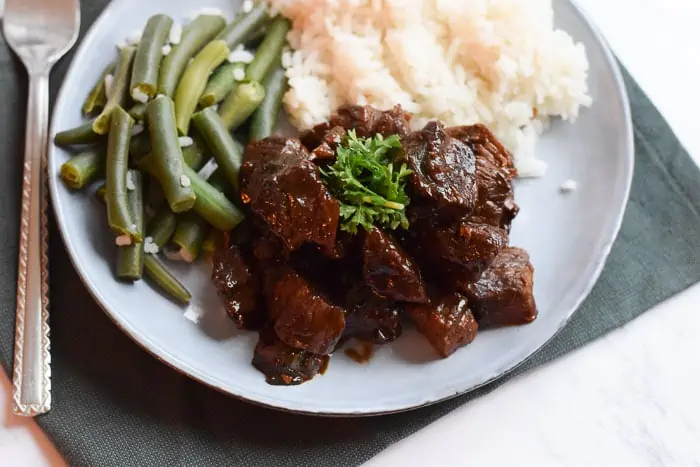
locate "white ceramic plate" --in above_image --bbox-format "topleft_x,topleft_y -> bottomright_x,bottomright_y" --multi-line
48,0 -> 633,415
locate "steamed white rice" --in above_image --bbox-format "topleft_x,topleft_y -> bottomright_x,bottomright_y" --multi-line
267,0 -> 592,177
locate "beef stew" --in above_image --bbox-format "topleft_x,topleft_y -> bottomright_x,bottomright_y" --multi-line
213,105 -> 537,385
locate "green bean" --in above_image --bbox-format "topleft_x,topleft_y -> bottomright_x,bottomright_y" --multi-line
202,229 -> 224,256
250,63 -> 287,141
186,165 -> 244,231
193,107 -> 244,191
147,95 -> 196,212
216,2 -> 269,49
117,170 -> 145,280
182,135 -> 209,171
174,40 -> 229,135
143,255 -> 192,304
206,168 -> 230,192
128,132 -> 151,166
94,46 -> 136,135
95,181 -> 191,303
167,212 -> 209,263
83,62 -> 116,116
217,81 -> 265,130
199,62 -> 246,108
140,132 -> 207,180
205,169 -> 236,203
132,135 -> 207,203
158,15 -> 227,97
106,106 -> 140,241
139,154 -> 243,231
146,207 -> 177,248
245,16 -> 290,83
54,121 -> 101,146
128,103 -> 148,122
130,15 -> 173,101
243,26 -> 268,49
60,147 -> 105,190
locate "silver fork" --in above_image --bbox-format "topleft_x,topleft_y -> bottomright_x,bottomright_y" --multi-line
3,0 -> 79,416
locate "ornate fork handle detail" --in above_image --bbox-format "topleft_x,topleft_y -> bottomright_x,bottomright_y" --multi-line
13,73 -> 52,416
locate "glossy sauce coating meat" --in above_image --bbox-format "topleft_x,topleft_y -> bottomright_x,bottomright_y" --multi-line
472,155 -> 518,230
211,244 -> 264,330
252,326 -> 328,386
464,247 -> 537,327
211,105 -> 537,386
269,267 -> 346,355
446,124 -> 515,173
247,222 -> 290,301
332,105 -> 412,138
400,121 -> 477,214
301,105 -> 412,150
345,284 -> 403,344
251,225 -> 287,266
241,137 -> 340,251
309,126 -> 347,162
363,227 -> 427,303
319,230 -> 358,261
447,124 -> 519,231
289,243 -> 350,304
409,217 -> 509,284
435,221 -> 508,281
407,292 -> 479,358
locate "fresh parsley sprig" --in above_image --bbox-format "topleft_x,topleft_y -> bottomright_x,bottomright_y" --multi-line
320,130 -> 412,234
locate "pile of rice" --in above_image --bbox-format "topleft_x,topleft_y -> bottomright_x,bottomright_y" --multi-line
268,0 -> 592,177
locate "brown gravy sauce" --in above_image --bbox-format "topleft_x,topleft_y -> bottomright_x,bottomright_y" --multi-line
344,341 -> 374,364
319,356 -> 330,375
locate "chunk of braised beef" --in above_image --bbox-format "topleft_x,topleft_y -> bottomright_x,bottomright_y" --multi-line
291,243 -> 335,278
290,243 -> 345,303
446,124 -> 516,174
247,223 -> 290,301
300,105 -> 412,151
227,218 -> 254,247
241,137 -> 340,251
332,105 -> 412,138
250,221 -> 287,266
300,121 -> 332,151
474,155 -> 515,221
363,227 -> 427,303
211,244 -> 264,330
406,291 -> 478,358
270,267 -> 346,355
473,152 -> 520,231
345,284 -> 403,344
310,126 -> 347,162
410,217 -> 508,284
500,198 -> 520,231
319,230 -> 358,260
288,234 -> 360,305
400,121 -> 477,215
439,222 -> 508,275
252,326 -> 329,386
447,124 -> 519,231
463,247 -> 537,327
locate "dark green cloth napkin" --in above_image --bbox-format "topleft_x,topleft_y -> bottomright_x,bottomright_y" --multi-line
2,2 -> 700,466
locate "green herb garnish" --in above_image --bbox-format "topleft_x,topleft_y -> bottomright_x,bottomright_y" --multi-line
321,130 -> 412,234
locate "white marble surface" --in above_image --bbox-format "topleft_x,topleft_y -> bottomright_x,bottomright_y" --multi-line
2,0 -> 700,465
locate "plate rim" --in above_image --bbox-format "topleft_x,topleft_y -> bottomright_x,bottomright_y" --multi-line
48,0 -> 635,417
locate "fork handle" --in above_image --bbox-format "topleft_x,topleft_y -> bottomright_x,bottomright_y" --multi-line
12,72 -> 51,416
